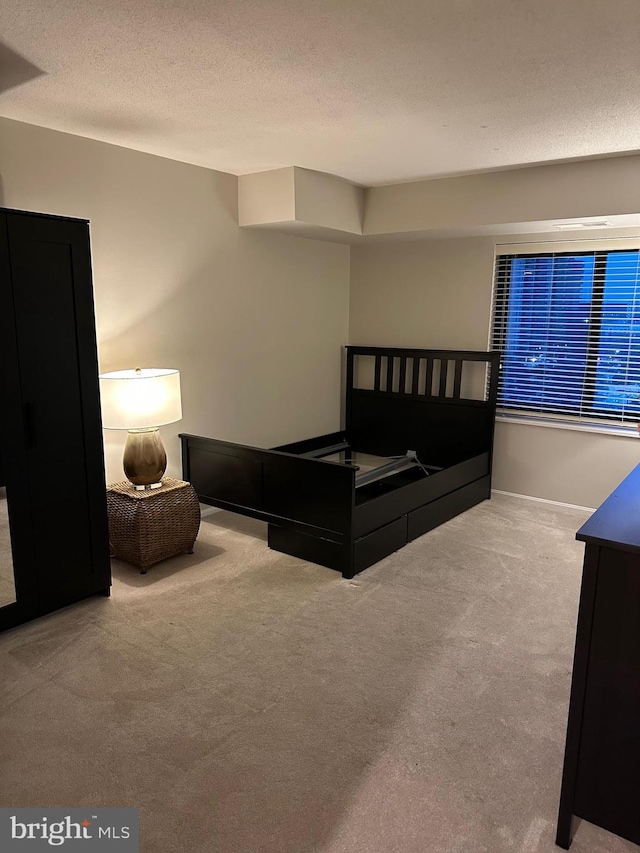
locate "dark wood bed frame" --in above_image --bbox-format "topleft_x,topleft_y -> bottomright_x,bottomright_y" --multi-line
180,346 -> 500,578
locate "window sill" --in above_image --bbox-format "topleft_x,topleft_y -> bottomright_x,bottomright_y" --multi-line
496,411 -> 640,439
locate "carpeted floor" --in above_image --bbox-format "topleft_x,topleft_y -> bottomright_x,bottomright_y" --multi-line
0,488 -> 17,608
0,494 -> 636,852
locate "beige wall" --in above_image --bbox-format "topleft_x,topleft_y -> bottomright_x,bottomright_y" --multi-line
493,421 -> 639,509
3,114 -> 638,506
230,154 -> 640,243
0,118 -> 350,484
350,236 -> 640,508
365,154 -> 640,236
238,167 -> 295,225
238,166 -> 364,243
293,168 -> 364,235
349,238 -> 496,349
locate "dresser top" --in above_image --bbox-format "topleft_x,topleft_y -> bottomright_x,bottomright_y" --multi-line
577,464 -> 640,554
107,477 -> 190,500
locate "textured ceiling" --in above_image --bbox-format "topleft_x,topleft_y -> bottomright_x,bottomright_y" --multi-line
2,0 -> 640,185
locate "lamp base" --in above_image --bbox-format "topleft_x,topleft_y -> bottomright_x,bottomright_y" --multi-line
123,428 -> 167,488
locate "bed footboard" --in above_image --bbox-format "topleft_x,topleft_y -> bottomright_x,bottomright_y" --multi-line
180,433 -> 356,564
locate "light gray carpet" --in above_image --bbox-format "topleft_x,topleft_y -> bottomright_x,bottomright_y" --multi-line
0,488 -> 17,608
0,495 -> 636,852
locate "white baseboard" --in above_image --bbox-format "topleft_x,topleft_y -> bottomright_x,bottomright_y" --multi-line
491,489 -> 595,513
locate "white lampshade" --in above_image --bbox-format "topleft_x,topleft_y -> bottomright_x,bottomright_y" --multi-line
99,368 -> 182,430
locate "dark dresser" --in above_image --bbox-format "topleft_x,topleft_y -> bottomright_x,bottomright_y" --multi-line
557,464 -> 640,848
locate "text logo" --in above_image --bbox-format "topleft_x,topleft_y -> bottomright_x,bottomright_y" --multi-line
1,809 -> 138,851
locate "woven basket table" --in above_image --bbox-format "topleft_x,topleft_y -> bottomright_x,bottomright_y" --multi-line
106,477 -> 200,572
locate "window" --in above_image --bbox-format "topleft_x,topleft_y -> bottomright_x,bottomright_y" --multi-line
491,248 -> 640,423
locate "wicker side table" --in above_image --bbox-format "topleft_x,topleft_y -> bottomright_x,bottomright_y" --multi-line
106,478 -> 200,572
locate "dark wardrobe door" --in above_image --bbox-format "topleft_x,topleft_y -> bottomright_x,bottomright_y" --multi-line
0,210 -> 111,630
0,224 -> 38,629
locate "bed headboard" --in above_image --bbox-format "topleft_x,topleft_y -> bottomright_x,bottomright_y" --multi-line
345,346 -> 500,467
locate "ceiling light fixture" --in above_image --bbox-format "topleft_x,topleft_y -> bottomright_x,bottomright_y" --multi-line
553,220 -> 613,231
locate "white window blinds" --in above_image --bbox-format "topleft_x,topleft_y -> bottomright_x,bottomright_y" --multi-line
491,247 -> 640,423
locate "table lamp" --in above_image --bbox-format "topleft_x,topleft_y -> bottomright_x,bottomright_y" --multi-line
99,368 -> 182,489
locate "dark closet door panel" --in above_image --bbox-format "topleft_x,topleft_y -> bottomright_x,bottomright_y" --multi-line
0,214 -> 39,624
6,213 -> 110,609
